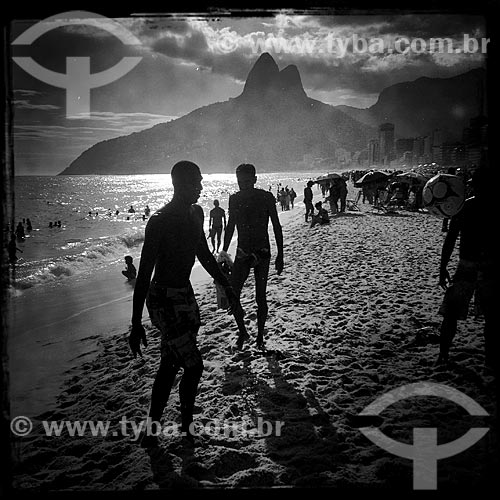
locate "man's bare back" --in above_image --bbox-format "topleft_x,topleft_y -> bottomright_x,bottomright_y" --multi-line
228,188 -> 276,252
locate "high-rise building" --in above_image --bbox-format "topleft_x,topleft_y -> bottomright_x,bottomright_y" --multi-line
442,142 -> 467,166
395,138 -> 414,158
432,146 -> 443,164
432,129 -> 443,147
368,139 -> 380,166
413,136 -> 425,162
463,116 -> 488,147
423,136 -> 432,161
379,123 -> 394,166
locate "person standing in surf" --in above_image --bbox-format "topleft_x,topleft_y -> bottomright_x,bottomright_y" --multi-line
8,233 -> 23,264
208,199 -> 226,253
221,163 -> 284,350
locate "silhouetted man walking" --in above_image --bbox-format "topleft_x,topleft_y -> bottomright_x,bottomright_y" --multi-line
129,161 -> 240,447
222,164 -> 284,350
209,199 -> 226,253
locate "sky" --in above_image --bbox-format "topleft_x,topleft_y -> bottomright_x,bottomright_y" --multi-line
8,10 -> 487,175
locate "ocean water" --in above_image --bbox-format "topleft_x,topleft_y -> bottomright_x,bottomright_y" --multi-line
10,172 -> 315,293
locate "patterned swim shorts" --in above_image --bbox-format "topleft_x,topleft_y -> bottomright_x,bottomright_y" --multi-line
146,283 -> 202,368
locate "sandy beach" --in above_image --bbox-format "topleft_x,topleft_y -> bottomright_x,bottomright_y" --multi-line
10,197 -> 498,492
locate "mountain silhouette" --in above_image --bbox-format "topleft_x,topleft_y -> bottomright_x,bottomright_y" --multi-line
335,68 -> 486,142
59,53 -> 375,175
59,54 -> 485,175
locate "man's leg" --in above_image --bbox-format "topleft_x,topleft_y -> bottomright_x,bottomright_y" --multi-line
231,257 -> 252,348
436,315 -> 458,364
436,264 -> 476,365
306,202 -> 313,222
477,272 -> 497,372
254,258 -> 271,349
216,227 -> 222,253
340,195 -> 346,213
483,315 -> 497,372
330,199 -> 337,214
141,354 -> 180,447
149,355 -> 181,422
179,360 -> 204,442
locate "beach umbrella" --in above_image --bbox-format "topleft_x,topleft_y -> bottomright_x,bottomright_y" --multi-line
396,171 -> 429,185
354,170 -> 391,187
316,173 -> 341,183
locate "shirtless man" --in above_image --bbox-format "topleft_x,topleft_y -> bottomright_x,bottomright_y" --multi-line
129,161 -> 240,446
222,164 -> 284,350
436,166 -> 495,371
209,199 -> 226,253
303,181 -> 315,222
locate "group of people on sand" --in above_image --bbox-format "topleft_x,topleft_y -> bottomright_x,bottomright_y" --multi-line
352,166 -> 478,212
303,177 -> 348,227
121,159 -> 493,450
276,186 -> 297,211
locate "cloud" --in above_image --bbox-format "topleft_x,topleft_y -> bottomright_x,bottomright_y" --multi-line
14,125 -> 126,140
152,30 -> 209,60
130,17 -> 191,39
70,111 -> 178,131
14,111 -> 176,140
139,13 -> 486,103
13,100 -> 61,110
313,14 -> 486,38
13,89 -> 42,96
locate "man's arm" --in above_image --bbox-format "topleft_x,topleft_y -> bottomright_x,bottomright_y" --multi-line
131,217 -> 160,326
268,194 -> 284,275
222,196 -> 236,252
439,214 -> 460,289
196,229 -> 231,288
223,210 -> 227,230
